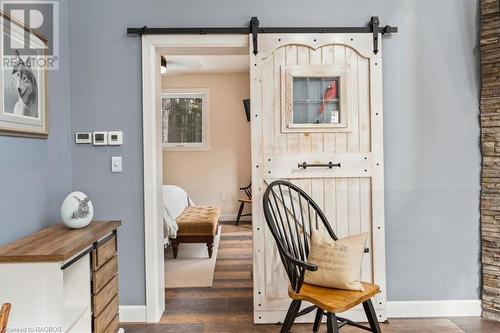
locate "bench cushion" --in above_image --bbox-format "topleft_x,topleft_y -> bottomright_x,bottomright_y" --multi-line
176,206 -> 220,236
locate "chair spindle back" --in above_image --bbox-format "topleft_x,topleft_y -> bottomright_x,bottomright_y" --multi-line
263,180 -> 337,292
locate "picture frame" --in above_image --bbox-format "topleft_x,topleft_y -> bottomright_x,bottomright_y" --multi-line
0,11 -> 49,138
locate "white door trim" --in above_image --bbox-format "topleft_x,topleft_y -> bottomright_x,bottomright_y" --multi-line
141,34 -> 249,322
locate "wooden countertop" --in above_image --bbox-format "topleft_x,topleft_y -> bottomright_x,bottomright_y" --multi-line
0,220 -> 121,263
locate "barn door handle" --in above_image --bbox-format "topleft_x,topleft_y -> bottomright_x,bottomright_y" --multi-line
297,162 -> 341,169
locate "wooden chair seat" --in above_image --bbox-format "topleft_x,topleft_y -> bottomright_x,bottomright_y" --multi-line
238,198 -> 252,204
288,282 -> 379,314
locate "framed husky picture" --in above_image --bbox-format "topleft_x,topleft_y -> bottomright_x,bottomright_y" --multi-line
0,11 -> 48,137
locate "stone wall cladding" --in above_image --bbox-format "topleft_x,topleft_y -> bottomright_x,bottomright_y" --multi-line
481,0 -> 500,321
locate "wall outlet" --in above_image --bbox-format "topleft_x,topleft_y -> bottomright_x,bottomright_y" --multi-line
219,192 -> 226,201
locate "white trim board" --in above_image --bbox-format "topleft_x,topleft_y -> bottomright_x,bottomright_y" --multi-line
119,305 -> 147,322
120,300 -> 481,323
386,300 -> 481,318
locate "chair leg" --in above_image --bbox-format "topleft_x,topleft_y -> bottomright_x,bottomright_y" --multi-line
235,202 -> 245,226
171,241 -> 179,259
280,300 -> 301,333
206,242 -> 214,258
362,299 -> 382,333
326,312 -> 339,333
312,307 -> 323,332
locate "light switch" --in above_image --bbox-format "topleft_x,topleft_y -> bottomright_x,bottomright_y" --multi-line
111,156 -> 122,173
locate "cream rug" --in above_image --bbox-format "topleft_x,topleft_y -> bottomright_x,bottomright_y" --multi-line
165,226 -> 221,288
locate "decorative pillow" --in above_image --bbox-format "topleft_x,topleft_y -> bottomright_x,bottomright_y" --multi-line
304,230 -> 368,291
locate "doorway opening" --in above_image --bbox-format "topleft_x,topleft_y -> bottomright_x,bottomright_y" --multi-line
140,34 -> 253,322
160,51 -> 253,317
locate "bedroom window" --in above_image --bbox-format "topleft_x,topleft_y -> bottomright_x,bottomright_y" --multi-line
161,89 -> 209,150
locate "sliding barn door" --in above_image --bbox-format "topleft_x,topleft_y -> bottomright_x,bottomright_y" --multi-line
250,33 -> 386,323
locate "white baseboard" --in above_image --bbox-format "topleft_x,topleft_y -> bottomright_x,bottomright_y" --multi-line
119,300 -> 481,323
387,300 -> 481,318
219,213 -> 251,222
119,305 -> 147,322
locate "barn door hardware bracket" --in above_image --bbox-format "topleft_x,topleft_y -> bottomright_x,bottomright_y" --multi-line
370,17 -> 380,54
138,26 -> 149,35
369,16 -> 398,54
250,17 -> 260,55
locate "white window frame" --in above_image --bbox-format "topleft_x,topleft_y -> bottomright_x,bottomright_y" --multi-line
161,88 -> 209,151
281,65 -> 350,133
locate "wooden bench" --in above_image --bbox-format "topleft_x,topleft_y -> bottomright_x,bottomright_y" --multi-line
170,206 -> 220,259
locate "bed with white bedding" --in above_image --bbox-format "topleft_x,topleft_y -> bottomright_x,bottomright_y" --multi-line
162,185 -> 195,244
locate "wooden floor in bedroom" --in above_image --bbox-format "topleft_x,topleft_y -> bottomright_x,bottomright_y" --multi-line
122,222 -> 500,333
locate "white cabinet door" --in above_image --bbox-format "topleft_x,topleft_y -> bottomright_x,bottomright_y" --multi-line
250,33 -> 386,323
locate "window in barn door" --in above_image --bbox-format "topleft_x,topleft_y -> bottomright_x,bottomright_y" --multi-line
281,65 -> 349,133
293,77 -> 340,124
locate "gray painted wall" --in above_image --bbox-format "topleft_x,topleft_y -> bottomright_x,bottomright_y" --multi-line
0,0 -> 72,245
67,0 -> 480,304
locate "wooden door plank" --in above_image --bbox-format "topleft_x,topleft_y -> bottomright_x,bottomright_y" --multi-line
335,178 -> 349,238
250,33 -> 266,316
262,56 -> 275,156
347,178 -> 361,237
298,46 -> 312,153
360,177 -> 373,283
285,45 -> 299,153
321,45 -> 336,153
309,46 -> 324,153
323,178 -> 337,234
333,45 -> 347,153
358,57 -> 371,153
346,48 -> 360,153
273,46 -> 286,154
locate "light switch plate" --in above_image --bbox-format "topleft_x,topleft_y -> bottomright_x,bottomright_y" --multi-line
111,156 -> 122,173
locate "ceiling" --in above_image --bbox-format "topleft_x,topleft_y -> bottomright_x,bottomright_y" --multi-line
162,54 -> 249,76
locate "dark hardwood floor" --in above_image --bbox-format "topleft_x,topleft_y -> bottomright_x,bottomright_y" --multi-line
122,222 -> 500,333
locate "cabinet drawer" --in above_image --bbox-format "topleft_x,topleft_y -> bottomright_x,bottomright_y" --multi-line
93,275 -> 119,316
94,295 -> 119,333
92,234 -> 117,270
103,314 -> 120,333
93,255 -> 118,293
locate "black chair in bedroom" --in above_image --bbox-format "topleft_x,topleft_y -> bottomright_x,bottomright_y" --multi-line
235,182 -> 252,225
262,180 -> 382,333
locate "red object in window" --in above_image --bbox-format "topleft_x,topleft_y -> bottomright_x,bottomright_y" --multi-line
319,81 -> 338,114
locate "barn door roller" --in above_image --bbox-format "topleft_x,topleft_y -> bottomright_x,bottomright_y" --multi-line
250,17 -> 259,55
127,16 -> 397,55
